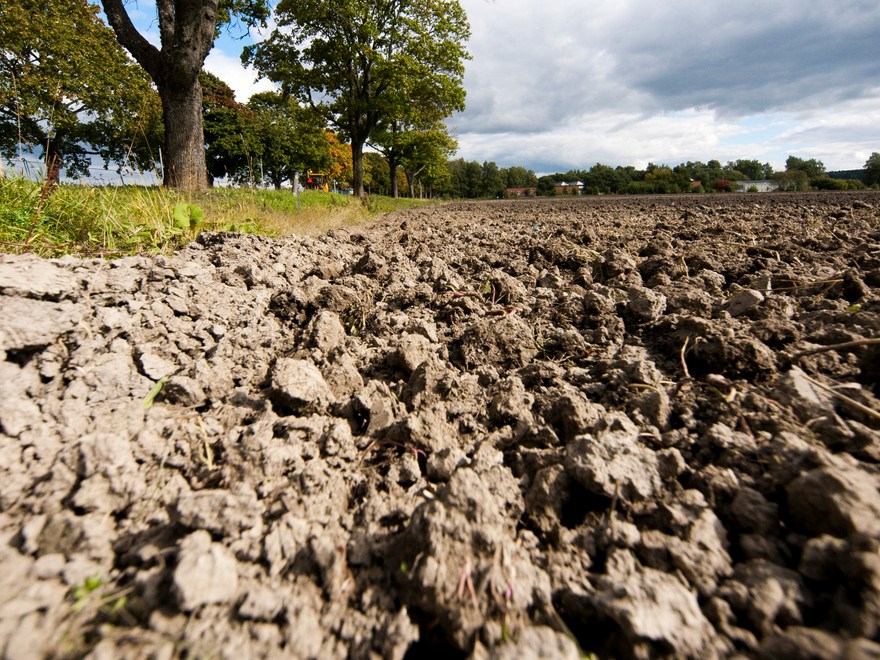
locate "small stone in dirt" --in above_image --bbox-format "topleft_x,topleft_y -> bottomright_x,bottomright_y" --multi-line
723,559 -> 807,635
389,333 -> 434,375
238,583 -> 285,621
488,377 -> 534,427
161,375 -> 206,407
730,487 -> 778,534
478,625 -> 579,659
138,346 -> 177,380
271,358 -> 335,412
457,315 -> 538,369
773,367 -> 835,421
760,626 -> 880,659
375,607 -> 421,660
786,465 -> 880,538
174,530 -> 239,611
798,535 -> 846,582
425,446 -> 467,482
0,298 -> 83,351
626,286 -> 667,323
525,464 -> 570,534
0,255 -> 75,299
726,288 -> 764,317
565,413 -> 661,501
592,548 -> 715,657
546,391 -> 603,442
175,488 -> 263,538
306,311 -> 346,353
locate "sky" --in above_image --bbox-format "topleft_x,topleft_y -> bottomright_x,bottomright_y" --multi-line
122,0 -> 880,175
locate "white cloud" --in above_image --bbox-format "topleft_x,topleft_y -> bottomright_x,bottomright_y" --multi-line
121,0 -> 880,171
204,49 -> 276,102
450,0 -> 880,171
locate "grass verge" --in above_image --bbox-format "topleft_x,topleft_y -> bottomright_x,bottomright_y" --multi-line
0,178 -> 435,258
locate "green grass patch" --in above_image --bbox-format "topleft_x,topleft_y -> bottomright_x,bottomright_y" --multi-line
0,178 -> 435,258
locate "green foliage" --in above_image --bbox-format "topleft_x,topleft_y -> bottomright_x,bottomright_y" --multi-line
201,76 -> 332,189
772,169 -> 811,191
172,203 -> 204,229
247,92 -> 331,189
363,152 -> 391,195
245,0 -> 470,196
202,71 -> 261,185
503,166 -> 538,189
785,155 -> 826,179
0,0 -> 162,182
481,161 -> 506,199
811,177 -> 845,191
447,158 -> 486,198
396,126 -> 458,197
863,152 -> 880,187
728,158 -> 773,180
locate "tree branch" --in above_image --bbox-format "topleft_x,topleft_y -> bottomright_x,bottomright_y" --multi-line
100,0 -> 161,81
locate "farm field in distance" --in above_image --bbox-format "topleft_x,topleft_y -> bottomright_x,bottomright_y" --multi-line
1,192 -> 879,657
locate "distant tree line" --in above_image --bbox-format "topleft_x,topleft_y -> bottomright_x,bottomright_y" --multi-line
439,155 -> 879,199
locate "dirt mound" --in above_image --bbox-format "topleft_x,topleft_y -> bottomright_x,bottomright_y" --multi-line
1,192 -> 879,658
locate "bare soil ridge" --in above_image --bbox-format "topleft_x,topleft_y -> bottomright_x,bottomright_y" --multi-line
1,193 -> 879,658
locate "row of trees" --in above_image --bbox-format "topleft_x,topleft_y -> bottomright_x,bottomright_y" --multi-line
4,1 -> 878,198
436,154 -> 880,200
525,155 -> 873,198
2,0 -> 470,195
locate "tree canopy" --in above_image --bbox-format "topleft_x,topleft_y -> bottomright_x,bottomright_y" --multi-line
245,0 -> 470,197
0,0 -> 161,184
863,152 -> 880,187
202,72 -> 261,185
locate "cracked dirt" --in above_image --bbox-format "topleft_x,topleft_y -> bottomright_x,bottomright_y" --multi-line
1,192 -> 879,659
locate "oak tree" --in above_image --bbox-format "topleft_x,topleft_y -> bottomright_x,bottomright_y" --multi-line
245,0 -> 469,197
101,0 -> 269,190
0,0 -> 161,185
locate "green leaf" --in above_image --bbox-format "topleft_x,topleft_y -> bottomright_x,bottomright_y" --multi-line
172,203 -> 191,229
189,204 -> 204,224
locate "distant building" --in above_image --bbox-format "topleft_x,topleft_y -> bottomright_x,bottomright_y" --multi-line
554,180 -> 583,195
735,180 -> 777,192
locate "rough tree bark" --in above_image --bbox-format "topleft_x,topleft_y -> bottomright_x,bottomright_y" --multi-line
350,136 -> 366,198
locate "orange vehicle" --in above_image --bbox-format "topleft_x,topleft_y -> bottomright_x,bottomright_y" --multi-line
305,172 -> 329,192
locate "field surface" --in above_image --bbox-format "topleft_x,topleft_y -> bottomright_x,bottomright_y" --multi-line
1,193 -> 879,658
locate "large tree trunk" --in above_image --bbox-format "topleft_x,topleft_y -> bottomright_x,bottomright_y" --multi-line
352,139 -> 365,197
43,136 -> 63,188
158,80 -> 208,191
388,152 -> 399,199
101,0 -> 217,192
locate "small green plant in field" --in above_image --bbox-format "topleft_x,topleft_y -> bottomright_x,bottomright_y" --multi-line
71,574 -> 130,617
55,573 -> 134,657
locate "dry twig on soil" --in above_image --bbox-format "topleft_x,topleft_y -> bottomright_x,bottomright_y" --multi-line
801,373 -> 880,422
790,337 -> 880,360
